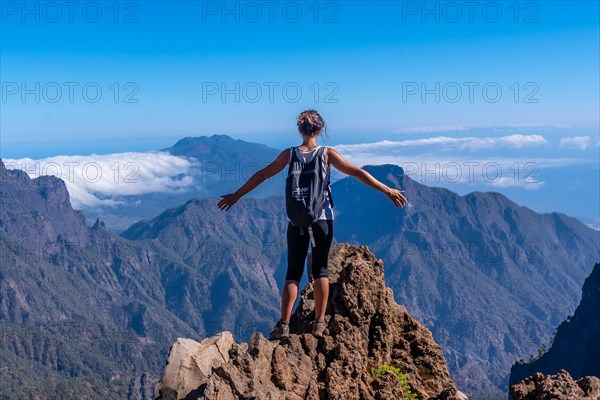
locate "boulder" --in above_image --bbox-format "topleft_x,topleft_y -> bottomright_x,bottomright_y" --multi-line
159,332 -> 234,400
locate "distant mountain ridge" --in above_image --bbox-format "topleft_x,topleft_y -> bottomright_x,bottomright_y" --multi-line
68,134 -> 283,231
163,134 -> 280,164
161,134 -> 289,201
19,134 -> 595,234
510,262 -> 600,387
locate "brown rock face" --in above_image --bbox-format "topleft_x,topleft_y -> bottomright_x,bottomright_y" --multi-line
160,243 -> 464,400
510,369 -> 600,400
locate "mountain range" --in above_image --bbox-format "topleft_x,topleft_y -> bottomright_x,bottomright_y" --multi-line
332,162 -> 599,395
0,159 -> 284,398
1,135 -> 598,399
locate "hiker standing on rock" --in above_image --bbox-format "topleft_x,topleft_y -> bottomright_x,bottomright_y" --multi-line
217,109 -> 407,339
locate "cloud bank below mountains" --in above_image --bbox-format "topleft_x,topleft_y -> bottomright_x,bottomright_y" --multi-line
4,133 -> 596,209
4,152 -> 196,209
334,134 -> 548,152
393,122 -> 569,134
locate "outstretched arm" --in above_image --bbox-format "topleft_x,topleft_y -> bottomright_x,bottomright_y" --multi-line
328,147 -> 407,207
217,148 -> 290,211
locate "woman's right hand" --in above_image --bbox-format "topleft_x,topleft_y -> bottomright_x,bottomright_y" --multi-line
384,187 -> 408,208
217,193 -> 241,211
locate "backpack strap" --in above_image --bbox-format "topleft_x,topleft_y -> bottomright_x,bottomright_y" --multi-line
321,147 -> 334,209
316,146 -> 325,158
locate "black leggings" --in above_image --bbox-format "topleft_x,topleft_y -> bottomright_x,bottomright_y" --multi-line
286,219 -> 334,282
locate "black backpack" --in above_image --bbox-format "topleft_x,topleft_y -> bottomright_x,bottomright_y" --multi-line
285,146 -> 334,245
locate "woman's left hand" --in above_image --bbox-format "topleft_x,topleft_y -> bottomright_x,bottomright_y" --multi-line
217,193 -> 240,211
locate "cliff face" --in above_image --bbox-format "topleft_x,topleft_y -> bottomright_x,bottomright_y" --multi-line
510,262 -> 600,387
159,244 -> 467,400
0,156 -> 90,246
0,163 -> 194,398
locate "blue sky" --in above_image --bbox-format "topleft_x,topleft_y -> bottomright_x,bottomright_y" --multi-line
1,1 -> 599,223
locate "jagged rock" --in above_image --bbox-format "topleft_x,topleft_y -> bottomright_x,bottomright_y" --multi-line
159,243 -> 465,400
509,369 -> 600,400
159,332 -> 235,400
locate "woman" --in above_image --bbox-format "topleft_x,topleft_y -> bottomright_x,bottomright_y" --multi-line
217,110 -> 407,339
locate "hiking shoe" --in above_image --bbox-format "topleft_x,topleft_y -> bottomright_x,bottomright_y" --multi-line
311,320 -> 327,337
268,319 -> 289,340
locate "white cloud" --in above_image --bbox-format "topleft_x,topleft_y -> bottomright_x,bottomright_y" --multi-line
559,136 -> 592,150
393,123 -> 568,134
328,155 -> 549,190
489,176 -> 544,190
394,125 -> 473,134
329,139 -> 596,190
499,134 -> 549,148
4,152 -> 196,209
333,134 -> 547,152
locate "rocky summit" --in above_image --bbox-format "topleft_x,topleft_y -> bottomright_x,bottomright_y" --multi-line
158,243 -> 468,400
509,370 -> 600,400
